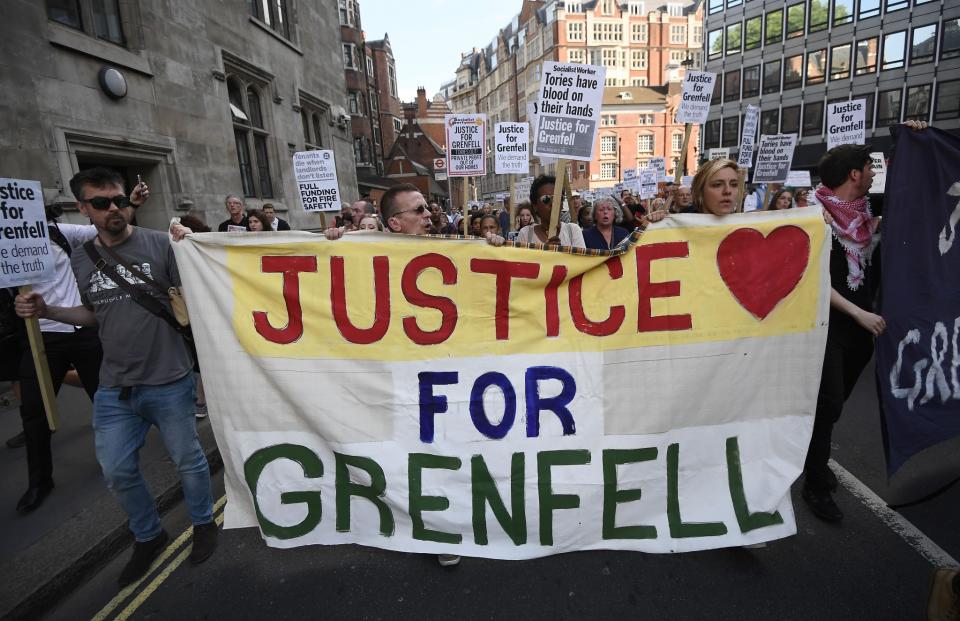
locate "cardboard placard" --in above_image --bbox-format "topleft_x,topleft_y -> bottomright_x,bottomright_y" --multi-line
827,99 -> 866,150
753,134 -> 798,183
293,150 -> 341,213
708,148 -> 730,161
0,178 -> 55,287
446,114 -> 487,177
785,170 -> 812,187
494,122 -> 529,175
532,62 -> 606,161
870,152 -> 887,194
639,168 -> 658,199
675,71 -> 717,124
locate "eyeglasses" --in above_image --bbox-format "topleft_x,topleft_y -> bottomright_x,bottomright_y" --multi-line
538,195 -> 553,205
393,204 -> 428,217
83,195 -> 130,211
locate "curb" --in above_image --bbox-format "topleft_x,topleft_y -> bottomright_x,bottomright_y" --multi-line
0,422 -> 222,620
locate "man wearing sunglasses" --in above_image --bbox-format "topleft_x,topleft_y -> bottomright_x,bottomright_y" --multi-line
325,183 -> 432,238
15,167 -> 216,588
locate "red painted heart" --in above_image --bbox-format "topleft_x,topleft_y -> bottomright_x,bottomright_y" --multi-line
716,225 -> 811,320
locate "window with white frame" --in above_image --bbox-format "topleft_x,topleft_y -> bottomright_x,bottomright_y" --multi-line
631,49 -> 648,69
338,0 -> 355,26
388,60 -> 398,98
670,24 -> 686,44
668,4 -> 683,16
567,21 -> 584,41
669,50 -> 687,64
601,135 -> 617,153
602,0 -> 616,15
672,132 -> 684,151
692,25 -> 702,44
566,1 -> 583,11
631,77 -> 648,86
639,113 -> 654,124
601,162 -> 617,179
602,49 -> 618,67
393,117 -> 402,132
568,48 -> 585,63
250,0 -> 293,39
342,44 -> 358,69
637,134 -> 654,152
631,23 -> 648,42
601,114 -> 618,126
638,158 -> 650,168
629,1 -> 645,15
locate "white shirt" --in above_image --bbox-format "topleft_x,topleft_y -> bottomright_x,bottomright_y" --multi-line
35,223 -> 98,333
516,222 -> 586,248
269,217 -> 279,231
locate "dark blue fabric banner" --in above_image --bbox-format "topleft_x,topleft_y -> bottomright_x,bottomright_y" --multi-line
876,127 -> 960,475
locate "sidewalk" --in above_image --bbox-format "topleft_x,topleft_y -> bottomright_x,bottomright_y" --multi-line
0,381 -> 221,620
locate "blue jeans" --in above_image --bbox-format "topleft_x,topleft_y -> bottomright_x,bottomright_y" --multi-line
93,373 -> 213,541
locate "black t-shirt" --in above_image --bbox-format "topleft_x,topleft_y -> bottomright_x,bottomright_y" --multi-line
218,216 -> 248,232
828,236 -> 875,344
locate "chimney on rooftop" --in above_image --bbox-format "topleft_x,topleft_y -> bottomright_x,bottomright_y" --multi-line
417,86 -> 428,117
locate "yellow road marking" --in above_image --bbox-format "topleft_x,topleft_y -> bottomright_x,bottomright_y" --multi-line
113,511 -> 226,621
91,495 -> 228,621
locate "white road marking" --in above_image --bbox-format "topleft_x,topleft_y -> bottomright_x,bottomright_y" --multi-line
831,459 -> 958,568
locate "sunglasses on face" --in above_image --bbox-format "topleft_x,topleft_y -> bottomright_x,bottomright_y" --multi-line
83,195 -> 130,210
538,195 -> 553,205
394,204 -> 428,216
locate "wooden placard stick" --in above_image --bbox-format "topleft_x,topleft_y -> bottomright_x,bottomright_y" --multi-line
462,177 -> 471,236
736,168 -> 748,213
18,285 -> 59,431
547,158 -> 569,242
508,175 -> 517,233
666,122 -> 694,213
319,212 -> 327,229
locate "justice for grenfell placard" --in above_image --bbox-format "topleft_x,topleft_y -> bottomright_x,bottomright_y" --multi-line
0,178 -> 54,287
533,62 -> 606,161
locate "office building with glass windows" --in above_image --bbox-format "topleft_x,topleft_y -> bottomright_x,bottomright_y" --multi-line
701,0 -> 959,169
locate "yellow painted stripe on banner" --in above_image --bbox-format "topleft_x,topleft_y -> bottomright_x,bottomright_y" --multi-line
92,495 -> 227,621
227,215 -> 826,361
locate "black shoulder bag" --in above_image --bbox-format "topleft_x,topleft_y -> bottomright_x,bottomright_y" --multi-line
82,240 -> 197,364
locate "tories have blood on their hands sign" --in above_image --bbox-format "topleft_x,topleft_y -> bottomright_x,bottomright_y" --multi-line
533,62 -> 605,161
172,208 -> 830,559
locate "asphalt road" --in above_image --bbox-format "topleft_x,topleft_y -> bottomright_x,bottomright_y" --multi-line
28,360 -> 960,620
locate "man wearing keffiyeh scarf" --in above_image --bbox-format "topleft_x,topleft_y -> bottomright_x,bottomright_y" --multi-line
802,142 -> 887,523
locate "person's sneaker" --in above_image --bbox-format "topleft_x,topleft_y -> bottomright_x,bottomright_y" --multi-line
802,486 -> 843,522
5,432 -> 25,449
190,522 -> 218,564
927,567 -> 960,621
437,554 -> 461,567
195,402 -> 208,419
118,530 -> 169,588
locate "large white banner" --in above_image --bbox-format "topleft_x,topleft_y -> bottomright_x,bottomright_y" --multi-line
173,208 -> 830,558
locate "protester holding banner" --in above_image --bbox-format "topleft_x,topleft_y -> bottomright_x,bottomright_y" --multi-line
690,159 -> 741,216
217,195 -> 247,232
517,175 -> 585,248
16,167 -> 217,585
802,142 -> 889,521
582,197 -> 629,250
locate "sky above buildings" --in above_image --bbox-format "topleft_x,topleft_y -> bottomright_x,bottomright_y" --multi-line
360,0 -> 522,102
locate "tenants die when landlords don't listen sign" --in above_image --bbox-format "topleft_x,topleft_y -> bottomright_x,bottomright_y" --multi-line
533,62 -> 605,161
293,150 -> 341,212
